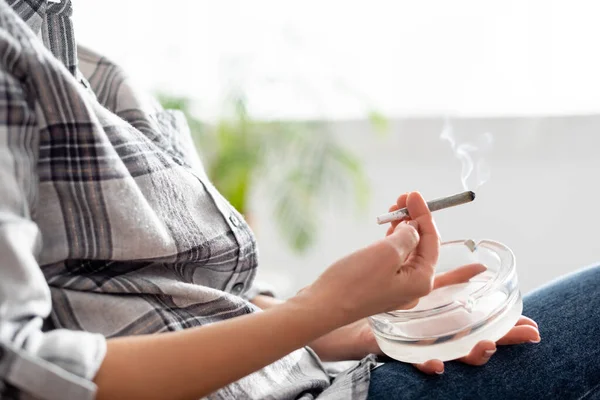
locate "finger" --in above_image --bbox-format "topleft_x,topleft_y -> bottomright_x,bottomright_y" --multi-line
396,193 -> 408,209
458,340 -> 496,366
385,221 -> 420,263
434,263 -> 487,289
496,325 -> 540,345
386,225 -> 395,236
515,315 -> 538,329
395,298 -> 419,310
413,359 -> 444,375
405,192 -> 439,267
390,194 -> 408,231
431,218 -> 442,241
386,205 -> 400,236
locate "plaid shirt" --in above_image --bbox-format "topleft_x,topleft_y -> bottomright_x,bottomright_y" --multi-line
0,1 -> 377,399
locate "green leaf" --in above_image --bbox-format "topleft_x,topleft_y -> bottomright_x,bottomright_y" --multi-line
368,110 -> 389,137
270,169 -> 318,253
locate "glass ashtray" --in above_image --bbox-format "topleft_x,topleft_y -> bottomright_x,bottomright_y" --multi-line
369,239 -> 522,364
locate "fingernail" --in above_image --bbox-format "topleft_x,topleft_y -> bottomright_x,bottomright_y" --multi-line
435,369 -> 444,375
407,220 -> 419,230
483,349 -> 496,358
529,337 -> 541,343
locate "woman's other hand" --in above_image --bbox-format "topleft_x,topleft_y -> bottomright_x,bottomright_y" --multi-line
411,264 -> 540,374
306,263 -> 539,368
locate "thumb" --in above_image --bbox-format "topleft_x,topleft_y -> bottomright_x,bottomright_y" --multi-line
384,220 -> 420,262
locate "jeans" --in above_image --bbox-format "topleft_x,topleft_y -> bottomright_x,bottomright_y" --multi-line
368,264 -> 600,400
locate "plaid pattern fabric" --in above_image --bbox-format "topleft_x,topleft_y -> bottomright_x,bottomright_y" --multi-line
0,1 -> 377,399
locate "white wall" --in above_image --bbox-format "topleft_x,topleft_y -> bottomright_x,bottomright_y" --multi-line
251,116 -> 600,298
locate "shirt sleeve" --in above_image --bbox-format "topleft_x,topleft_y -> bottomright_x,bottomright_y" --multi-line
0,66 -> 106,400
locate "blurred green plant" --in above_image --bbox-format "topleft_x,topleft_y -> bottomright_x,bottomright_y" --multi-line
158,90 -> 385,254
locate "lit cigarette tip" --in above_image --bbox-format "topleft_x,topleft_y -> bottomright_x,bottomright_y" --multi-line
376,190 -> 476,225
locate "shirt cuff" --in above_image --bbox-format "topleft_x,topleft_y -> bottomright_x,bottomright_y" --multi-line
0,326 -> 106,400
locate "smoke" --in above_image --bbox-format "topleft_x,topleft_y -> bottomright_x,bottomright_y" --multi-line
440,118 -> 493,191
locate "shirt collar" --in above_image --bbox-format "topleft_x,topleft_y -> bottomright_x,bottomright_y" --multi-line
7,0 -> 78,75
6,0 -> 48,36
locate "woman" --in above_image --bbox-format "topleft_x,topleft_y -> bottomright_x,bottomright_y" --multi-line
0,1 -> 597,399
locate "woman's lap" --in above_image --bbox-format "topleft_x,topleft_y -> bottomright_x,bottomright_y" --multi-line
368,264 -> 600,400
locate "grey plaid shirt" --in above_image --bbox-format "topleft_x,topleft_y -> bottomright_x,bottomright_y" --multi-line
0,1 -> 377,399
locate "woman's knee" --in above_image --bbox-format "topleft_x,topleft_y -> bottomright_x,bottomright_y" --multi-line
523,263 -> 600,335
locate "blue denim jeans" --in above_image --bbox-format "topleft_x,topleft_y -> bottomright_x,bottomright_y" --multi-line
368,264 -> 600,400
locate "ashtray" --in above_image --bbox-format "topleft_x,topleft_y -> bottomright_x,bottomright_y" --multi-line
369,239 -> 522,363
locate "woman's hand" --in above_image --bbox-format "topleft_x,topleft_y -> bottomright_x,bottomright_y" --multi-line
296,191 -> 440,327
307,314 -> 539,370
412,316 -> 539,374
408,265 -> 540,374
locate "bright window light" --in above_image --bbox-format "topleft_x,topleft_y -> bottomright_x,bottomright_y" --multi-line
74,0 -> 600,120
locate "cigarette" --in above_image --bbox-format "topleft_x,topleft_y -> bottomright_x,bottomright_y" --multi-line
376,191 -> 476,225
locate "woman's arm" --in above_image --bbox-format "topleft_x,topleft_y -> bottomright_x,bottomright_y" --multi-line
95,294 -> 338,400
95,192 -> 439,399
250,295 -> 381,362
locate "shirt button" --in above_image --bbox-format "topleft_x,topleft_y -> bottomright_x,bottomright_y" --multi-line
231,283 -> 244,295
229,214 -> 240,227
172,157 -> 184,165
